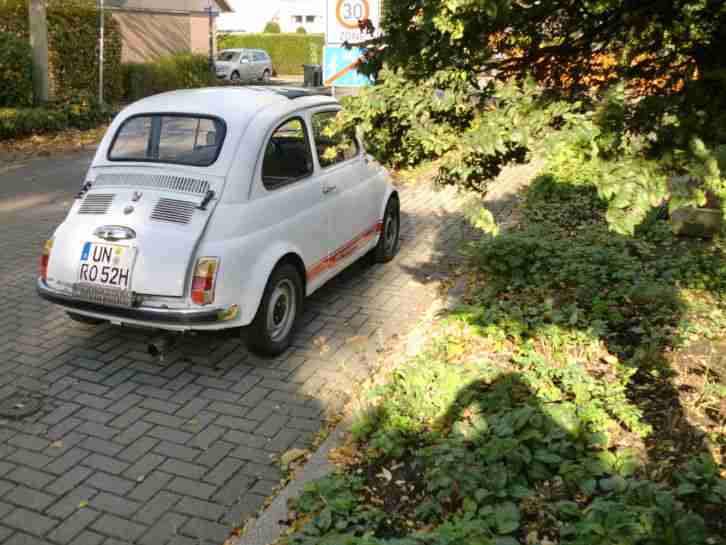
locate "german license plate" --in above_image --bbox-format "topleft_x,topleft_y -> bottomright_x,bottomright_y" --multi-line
77,242 -> 135,289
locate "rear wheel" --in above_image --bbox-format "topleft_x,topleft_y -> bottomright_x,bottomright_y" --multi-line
246,263 -> 303,357
261,69 -> 271,83
373,196 -> 400,263
230,71 -> 240,82
66,312 -> 106,326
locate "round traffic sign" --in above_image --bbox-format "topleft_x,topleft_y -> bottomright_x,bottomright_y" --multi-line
336,0 -> 370,30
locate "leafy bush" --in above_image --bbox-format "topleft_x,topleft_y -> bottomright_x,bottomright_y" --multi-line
122,53 -> 216,103
218,33 -> 324,75
0,0 -> 123,103
0,94 -> 113,140
330,66 -> 477,167
0,31 -> 33,107
263,21 -> 281,33
296,26 -> 307,34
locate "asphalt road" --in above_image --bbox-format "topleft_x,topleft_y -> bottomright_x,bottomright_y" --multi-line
0,151 -> 95,213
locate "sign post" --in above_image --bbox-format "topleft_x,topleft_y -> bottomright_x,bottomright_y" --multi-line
324,0 -> 380,92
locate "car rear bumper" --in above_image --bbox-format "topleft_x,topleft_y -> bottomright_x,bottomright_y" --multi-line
37,278 -> 239,326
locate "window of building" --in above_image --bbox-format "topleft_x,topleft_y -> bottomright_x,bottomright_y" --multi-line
306,15 -> 315,23
293,15 -> 303,23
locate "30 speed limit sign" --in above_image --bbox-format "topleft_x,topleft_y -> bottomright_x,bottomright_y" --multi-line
326,0 -> 381,45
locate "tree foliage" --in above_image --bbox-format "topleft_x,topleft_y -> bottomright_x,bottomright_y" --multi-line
337,0 -> 726,236
263,21 -> 281,33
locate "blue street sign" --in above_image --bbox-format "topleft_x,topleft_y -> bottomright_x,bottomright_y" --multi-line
323,46 -> 374,87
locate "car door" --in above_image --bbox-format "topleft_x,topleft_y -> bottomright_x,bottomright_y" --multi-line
309,110 -> 379,279
239,50 -> 254,80
257,116 -> 329,287
252,51 -> 265,79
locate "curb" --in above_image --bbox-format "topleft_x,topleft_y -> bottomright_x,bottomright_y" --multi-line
226,277 -> 468,545
226,419 -> 351,545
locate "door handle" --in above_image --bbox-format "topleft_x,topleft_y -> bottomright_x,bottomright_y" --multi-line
323,184 -> 337,194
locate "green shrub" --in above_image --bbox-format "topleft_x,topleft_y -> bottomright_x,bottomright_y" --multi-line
0,95 -> 113,140
0,0 -> 123,103
122,53 -> 215,103
263,21 -> 281,33
296,26 -> 307,34
0,31 -> 33,107
218,33 -> 324,75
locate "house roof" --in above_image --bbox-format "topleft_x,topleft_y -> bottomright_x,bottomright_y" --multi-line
108,0 -> 233,14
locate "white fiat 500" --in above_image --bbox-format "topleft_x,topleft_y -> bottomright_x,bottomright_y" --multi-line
38,87 -> 400,356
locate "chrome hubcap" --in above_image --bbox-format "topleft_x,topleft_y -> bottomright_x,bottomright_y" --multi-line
266,279 -> 296,342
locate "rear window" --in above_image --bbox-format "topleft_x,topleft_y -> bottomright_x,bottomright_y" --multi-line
109,114 -> 226,167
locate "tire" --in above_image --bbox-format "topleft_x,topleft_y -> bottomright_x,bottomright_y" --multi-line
230,71 -> 240,82
66,311 -> 106,325
246,263 -> 303,357
373,196 -> 401,263
261,69 -> 271,84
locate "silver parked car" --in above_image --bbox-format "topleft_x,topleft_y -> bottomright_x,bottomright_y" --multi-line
215,48 -> 273,83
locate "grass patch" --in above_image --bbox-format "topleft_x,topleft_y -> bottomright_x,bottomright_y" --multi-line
281,156 -> 726,544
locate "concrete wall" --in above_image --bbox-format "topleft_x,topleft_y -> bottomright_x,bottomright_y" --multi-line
113,11 -> 192,63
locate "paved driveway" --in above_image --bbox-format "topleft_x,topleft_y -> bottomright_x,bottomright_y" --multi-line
0,153 -> 474,545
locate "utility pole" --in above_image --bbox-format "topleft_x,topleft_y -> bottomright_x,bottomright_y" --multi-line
98,0 -> 105,105
207,1 -> 216,74
28,0 -> 50,104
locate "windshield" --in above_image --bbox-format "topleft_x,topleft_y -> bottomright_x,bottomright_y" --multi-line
108,115 -> 226,167
217,51 -> 240,62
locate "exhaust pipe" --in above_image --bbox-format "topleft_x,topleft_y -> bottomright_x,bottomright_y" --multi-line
148,335 -> 176,362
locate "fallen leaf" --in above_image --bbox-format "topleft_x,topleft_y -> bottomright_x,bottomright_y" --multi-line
378,468 -> 393,482
280,448 -> 308,467
50,440 -> 64,448
79,500 -> 88,508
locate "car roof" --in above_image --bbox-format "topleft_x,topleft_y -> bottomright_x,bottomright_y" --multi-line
119,87 -> 337,125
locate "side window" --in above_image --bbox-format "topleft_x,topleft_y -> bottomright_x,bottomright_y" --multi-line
262,118 -> 314,189
254,52 -> 265,62
311,111 -> 359,168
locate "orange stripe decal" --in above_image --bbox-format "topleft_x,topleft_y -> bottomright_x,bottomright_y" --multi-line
307,220 -> 383,281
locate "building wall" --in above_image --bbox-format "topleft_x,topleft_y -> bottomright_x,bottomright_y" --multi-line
113,11 -> 191,63
278,0 -> 325,34
190,14 -> 216,57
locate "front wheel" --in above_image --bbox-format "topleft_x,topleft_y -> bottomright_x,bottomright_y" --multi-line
230,71 -> 241,82
245,263 -> 303,357
373,196 -> 400,263
261,69 -> 271,84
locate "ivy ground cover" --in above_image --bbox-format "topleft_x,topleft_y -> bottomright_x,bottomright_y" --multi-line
279,157 -> 726,545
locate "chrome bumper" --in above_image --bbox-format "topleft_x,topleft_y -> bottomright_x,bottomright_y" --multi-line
37,279 -> 238,325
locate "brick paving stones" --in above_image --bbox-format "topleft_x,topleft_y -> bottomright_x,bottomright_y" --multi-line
0,168 -> 499,544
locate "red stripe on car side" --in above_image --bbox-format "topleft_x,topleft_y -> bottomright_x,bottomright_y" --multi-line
307,220 -> 383,281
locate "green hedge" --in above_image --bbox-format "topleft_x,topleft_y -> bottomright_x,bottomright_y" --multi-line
122,53 -> 217,103
0,0 -> 123,104
218,33 -> 324,75
0,31 -> 33,107
0,95 -> 115,141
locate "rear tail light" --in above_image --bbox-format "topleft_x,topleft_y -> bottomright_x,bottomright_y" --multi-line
40,239 -> 54,282
191,257 -> 219,306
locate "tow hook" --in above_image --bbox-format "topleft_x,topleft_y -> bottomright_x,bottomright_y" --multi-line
148,334 -> 177,363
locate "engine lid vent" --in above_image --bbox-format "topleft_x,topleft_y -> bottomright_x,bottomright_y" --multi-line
94,173 -> 211,195
150,198 -> 196,225
79,193 -> 114,215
